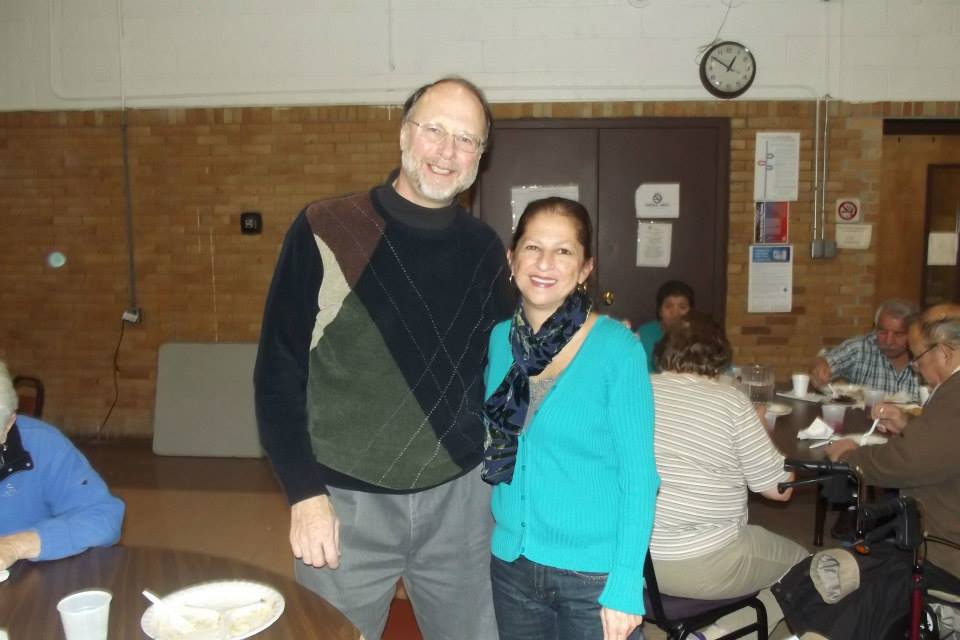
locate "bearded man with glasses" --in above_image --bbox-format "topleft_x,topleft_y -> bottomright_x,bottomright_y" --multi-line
254,77 -> 512,640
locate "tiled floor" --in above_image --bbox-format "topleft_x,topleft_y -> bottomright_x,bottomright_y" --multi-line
80,439 -> 820,640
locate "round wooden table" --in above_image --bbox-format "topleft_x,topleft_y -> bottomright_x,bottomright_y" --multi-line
766,391 -> 879,546
0,545 -> 361,639
767,391 -> 874,460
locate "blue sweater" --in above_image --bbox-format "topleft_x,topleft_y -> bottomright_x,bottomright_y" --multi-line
485,315 -> 660,615
0,416 -> 124,561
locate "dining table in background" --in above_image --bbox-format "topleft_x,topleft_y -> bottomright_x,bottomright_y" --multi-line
767,390 -> 875,460
0,545 -> 362,639
766,389 -> 881,546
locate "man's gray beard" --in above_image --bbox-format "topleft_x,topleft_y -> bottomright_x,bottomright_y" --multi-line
400,151 -> 478,205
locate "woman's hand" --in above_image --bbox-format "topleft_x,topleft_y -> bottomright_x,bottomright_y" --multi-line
600,606 -> 642,640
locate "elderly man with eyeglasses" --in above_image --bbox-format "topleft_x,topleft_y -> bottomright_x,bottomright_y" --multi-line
254,77 -> 513,640
810,299 -> 922,402
828,305 -> 960,580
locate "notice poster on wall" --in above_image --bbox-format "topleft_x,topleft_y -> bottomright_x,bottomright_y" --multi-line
636,222 -> 672,267
753,132 -> 800,202
836,224 -> 873,249
748,244 -> 793,313
635,183 -> 680,219
927,232 -> 958,266
510,184 -> 580,231
754,201 -> 790,243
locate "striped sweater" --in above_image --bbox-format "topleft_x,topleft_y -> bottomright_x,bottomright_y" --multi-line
649,372 -> 790,560
254,183 -> 513,503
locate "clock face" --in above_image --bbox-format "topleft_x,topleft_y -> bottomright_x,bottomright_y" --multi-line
700,41 -> 756,99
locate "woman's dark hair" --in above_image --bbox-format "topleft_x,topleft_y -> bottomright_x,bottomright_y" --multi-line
655,280 -> 695,320
654,311 -> 731,377
510,197 -> 593,260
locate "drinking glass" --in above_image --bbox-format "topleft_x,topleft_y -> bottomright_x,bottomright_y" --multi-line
742,364 -> 775,405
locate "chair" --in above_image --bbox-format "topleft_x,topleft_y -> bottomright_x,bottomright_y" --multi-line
643,552 -> 768,640
13,376 -> 45,418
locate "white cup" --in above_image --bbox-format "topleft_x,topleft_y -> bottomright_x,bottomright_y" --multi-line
763,410 -> 777,430
57,590 -> 111,640
821,404 -> 847,432
919,385 -> 930,405
864,388 -> 885,412
791,373 -> 810,398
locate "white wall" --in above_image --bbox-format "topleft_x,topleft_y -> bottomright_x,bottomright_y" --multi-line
2,0 -> 959,111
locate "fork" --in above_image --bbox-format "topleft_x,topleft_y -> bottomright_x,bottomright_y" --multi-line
860,415 -> 882,446
142,589 -> 195,635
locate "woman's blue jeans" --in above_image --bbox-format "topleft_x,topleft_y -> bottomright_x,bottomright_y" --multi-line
491,555 -> 645,640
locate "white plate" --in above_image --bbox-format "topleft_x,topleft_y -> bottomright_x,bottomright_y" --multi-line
141,580 -> 284,640
776,390 -> 829,403
766,402 -> 792,417
0,569 -> 8,583
839,433 -> 888,446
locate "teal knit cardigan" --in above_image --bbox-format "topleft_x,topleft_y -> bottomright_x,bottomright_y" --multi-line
485,315 -> 660,615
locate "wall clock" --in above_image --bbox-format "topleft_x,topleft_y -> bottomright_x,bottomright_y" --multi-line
699,40 -> 756,99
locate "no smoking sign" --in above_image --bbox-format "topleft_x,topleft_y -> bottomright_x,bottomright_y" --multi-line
835,198 -> 861,224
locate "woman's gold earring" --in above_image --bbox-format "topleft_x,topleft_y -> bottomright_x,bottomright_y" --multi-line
509,273 -> 515,285
576,281 -> 587,293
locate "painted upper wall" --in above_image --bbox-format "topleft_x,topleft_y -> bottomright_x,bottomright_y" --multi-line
2,0 -> 959,111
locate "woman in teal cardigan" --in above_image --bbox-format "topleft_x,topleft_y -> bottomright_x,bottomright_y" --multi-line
635,280 -> 695,372
482,197 -> 659,640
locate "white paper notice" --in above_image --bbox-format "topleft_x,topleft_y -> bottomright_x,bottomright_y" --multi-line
748,244 -> 793,313
836,224 -> 872,249
754,133 -> 800,202
636,222 -> 672,268
927,232 -> 958,266
510,184 -> 580,230
635,183 -> 680,219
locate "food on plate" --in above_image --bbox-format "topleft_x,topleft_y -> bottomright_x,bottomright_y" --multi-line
830,394 -> 856,405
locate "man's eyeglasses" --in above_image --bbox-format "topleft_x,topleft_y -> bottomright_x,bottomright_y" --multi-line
908,343 -> 938,369
406,120 -> 484,154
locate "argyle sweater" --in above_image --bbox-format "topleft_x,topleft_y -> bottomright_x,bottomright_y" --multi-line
254,183 -> 513,503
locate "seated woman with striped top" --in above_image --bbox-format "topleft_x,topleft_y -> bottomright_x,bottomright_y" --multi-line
649,312 -> 808,639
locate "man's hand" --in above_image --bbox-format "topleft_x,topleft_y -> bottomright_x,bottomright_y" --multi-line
810,357 -> 833,389
0,531 -> 41,570
827,439 -> 858,462
601,607 -> 642,640
290,495 -> 341,569
872,403 -> 908,435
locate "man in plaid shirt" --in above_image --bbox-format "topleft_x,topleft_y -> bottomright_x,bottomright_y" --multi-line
810,299 -> 921,402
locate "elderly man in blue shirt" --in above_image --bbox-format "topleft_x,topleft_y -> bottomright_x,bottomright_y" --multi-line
810,299 -> 921,402
0,360 -> 124,571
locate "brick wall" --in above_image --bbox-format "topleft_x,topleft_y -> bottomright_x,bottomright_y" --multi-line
2,100 -> 958,437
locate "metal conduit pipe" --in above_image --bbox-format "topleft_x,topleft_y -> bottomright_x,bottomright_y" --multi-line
813,97 -> 821,245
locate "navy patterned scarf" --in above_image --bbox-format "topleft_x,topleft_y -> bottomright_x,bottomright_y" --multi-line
481,288 -> 593,485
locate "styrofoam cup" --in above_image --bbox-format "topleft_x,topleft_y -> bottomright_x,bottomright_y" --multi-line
821,404 -> 847,432
57,590 -> 111,640
791,373 -> 810,397
864,388 -> 885,411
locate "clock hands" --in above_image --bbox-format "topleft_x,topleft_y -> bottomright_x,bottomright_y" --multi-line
710,55 -> 738,72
